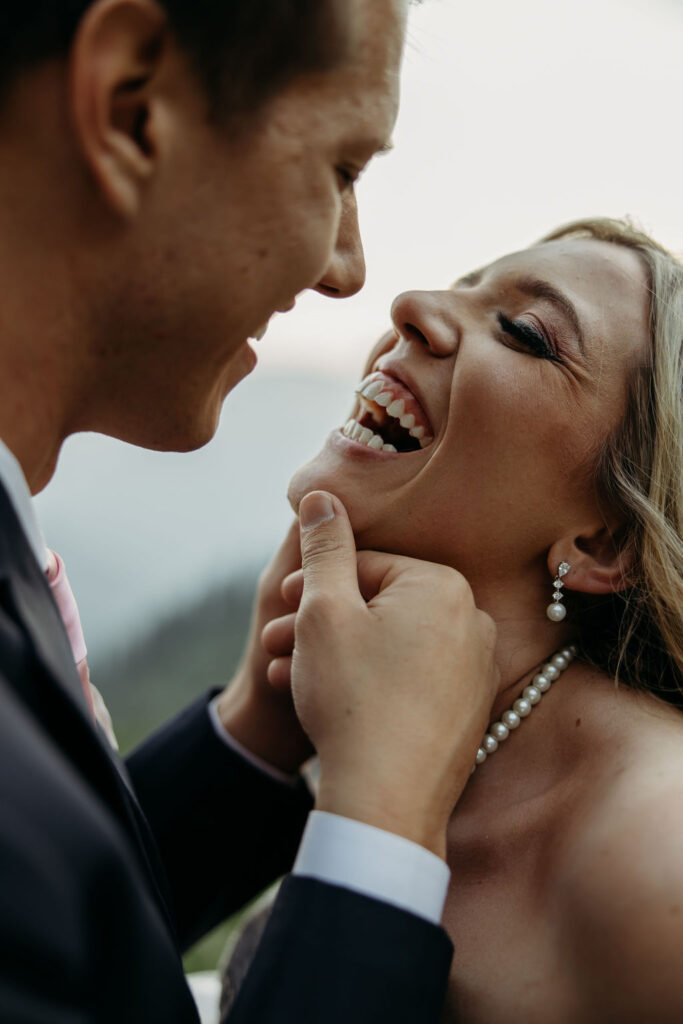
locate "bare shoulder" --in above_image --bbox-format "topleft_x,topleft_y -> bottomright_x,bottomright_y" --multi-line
556,689 -> 683,1022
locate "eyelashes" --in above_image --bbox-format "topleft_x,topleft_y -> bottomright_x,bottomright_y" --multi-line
497,313 -> 559,362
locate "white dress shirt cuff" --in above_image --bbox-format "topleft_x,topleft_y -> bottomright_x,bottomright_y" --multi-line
293,810 -> 450,924
207,694 -> 299,787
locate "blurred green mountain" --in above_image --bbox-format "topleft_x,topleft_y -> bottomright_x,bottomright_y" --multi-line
92,570 -> 259,755
91,571 -> 264,974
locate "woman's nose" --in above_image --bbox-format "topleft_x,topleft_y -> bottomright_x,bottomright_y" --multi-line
390,290 -> 460,357
315,192 -> 366,298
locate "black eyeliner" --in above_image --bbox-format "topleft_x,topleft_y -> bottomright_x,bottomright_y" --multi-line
497,313 -> 558,361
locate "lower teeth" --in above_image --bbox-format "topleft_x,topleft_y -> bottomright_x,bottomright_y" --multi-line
343,419 -> 397,453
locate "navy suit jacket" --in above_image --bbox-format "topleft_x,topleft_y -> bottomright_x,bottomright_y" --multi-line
0,482 -> 453,1022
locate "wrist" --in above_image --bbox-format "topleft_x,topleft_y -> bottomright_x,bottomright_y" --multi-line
315,773 -> 448,861
217,682 -> 313,775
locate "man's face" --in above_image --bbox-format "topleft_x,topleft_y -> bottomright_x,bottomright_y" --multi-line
85,0 -> 407,452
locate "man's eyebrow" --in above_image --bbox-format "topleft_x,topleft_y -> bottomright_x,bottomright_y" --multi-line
515,276 -> 585,354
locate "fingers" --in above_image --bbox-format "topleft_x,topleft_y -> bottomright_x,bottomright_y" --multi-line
283,549 -> 452,608
260,519 -> 301,590
276,518 -> 302,570
281,569 -> 304,608
267,656 -> 293,691
262,614 -> 295,690
262,613 -> 296,658
298,492 -> 361,603
355,548 -> 449,602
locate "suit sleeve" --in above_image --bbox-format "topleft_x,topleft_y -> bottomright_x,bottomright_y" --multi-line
126,691 -> 314,950
226,875 -> 454,1024
128,692 -> 454,1023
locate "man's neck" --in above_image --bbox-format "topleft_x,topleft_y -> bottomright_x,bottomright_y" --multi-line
0,273 -> 72,493
0,277 -> 76,493
0,65 -> 94,493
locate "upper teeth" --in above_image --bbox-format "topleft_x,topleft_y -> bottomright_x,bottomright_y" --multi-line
342,419 -> 397,452
362,380 -> 384,400
354,374 -> 434,447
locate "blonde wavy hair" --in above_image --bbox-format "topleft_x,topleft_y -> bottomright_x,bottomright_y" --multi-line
540,218 -> 683,703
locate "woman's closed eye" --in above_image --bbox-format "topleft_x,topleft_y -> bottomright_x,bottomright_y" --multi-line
496,313 -> 559,362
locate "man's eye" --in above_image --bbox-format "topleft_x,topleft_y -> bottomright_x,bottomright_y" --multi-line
497,313 -> 558,362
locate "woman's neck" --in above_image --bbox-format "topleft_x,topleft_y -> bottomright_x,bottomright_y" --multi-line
442,569 -> 586,826
473,575 -> 577,720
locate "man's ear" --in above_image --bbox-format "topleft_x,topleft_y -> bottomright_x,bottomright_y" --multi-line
69,0 -> 171,218
548,522 -> 633,596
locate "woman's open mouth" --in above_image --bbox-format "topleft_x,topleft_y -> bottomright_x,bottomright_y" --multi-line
340,371 -> 434,454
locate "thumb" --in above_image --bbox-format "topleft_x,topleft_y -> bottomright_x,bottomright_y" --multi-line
299,491 -> 360,601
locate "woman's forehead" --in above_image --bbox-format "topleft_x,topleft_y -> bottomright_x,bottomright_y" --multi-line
459,238 -> 650,363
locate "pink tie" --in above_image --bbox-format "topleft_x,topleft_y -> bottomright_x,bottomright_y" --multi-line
45,550 -> 96,721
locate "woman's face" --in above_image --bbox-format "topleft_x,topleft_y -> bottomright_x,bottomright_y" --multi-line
288,238 -> 650,586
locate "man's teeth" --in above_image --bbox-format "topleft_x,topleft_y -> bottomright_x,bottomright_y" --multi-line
343,419 -> 397,452
249,322 -> 269,341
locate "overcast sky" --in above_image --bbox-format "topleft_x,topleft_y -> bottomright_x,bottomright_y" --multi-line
257,0 -> 683,375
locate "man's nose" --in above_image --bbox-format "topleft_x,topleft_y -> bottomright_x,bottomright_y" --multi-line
390,290 -> 461,357
314,191 -> 366,298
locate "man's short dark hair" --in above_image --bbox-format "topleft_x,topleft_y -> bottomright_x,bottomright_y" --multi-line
0,0 -> 350,117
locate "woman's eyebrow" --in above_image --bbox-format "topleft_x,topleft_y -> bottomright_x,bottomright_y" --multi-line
455,269 -> 484,288
515,276 -> 586,354
454,269 -> 586,354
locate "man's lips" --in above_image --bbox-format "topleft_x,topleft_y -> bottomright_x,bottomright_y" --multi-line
249,302 -> 297,343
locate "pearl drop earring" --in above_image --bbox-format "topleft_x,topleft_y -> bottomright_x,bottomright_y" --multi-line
546,561 -> 570,622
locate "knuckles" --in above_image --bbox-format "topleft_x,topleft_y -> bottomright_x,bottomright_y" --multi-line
414,563 -> 476,607
478,609 -> 497,645
301,532 -> 348,564
299,590 -> 350,626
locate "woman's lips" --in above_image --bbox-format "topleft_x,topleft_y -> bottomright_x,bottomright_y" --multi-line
339,370 -> 435,454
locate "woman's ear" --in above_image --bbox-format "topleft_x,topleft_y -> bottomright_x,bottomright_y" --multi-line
548,523 -> 633,595
69,0 -> 171,218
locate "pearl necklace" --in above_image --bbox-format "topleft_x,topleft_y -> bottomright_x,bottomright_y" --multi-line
472,644 -> 578,773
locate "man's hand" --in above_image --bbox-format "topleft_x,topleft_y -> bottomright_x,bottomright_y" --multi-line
216,521 -> 314,775
267,491 -> 499,860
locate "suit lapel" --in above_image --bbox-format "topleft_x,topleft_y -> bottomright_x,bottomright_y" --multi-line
0,483 -> 178,939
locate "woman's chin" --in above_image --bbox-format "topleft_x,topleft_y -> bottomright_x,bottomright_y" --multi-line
287,452 -> 336,515
286,471 -> 307,515
287,442 -> 372,532
287,429 -> 432,555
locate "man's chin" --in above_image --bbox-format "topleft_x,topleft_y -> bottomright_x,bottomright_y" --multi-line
222,342 -> 258,397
